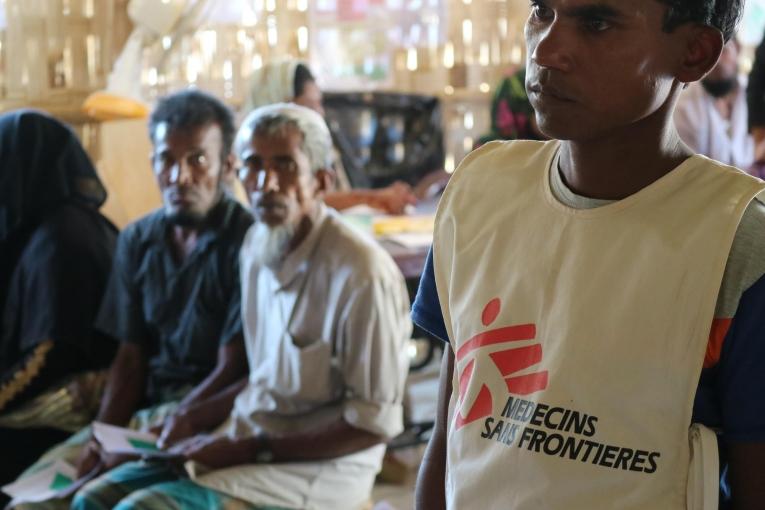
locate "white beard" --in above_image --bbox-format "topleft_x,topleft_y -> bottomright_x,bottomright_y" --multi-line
248,221 -> 294,269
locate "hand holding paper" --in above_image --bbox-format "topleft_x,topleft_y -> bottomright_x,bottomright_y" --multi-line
92,422 -> 183,460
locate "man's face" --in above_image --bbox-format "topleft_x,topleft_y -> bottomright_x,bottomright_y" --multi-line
152,122 -> 228,225
239,126 -> 319,232
525,0 -> 682,141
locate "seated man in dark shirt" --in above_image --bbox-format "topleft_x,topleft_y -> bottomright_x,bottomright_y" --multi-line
11,90 -> 253,509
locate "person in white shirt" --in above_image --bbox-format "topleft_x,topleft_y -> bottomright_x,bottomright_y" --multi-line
71,103 -> 412,510
674,38 -> 755,171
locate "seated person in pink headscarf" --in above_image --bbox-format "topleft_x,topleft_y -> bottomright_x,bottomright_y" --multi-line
244,60 -> 418,215
476,68 -> 546,147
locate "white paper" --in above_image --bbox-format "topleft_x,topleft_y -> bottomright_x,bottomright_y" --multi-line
2,460 -> 76,504
92,422 -> 184,460
92,422 -> 160,455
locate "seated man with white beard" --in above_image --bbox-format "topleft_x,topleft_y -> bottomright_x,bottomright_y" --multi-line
71,103 -> 412,510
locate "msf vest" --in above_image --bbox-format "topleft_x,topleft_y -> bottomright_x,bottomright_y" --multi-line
433,140 -> 765,510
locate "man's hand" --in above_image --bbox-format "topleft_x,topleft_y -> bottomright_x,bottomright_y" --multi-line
726,441 -> 765,509
157,411 -> 196,449
76,439 -> 103,478
76,439 -> 136,478
369,182 -> 418,215
169,434 -> 243,470
100,452 -> 136,472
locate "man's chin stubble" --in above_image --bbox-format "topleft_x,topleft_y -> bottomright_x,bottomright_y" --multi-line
166,209 -> 206,227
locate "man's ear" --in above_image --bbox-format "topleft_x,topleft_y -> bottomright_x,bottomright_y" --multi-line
676,26 -> 725,84
314,168 -> 335,197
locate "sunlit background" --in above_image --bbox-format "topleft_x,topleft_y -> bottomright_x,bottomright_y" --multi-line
1,0 -> 763,225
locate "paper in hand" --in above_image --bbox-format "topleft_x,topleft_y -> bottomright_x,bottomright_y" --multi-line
92,422 -> 182,460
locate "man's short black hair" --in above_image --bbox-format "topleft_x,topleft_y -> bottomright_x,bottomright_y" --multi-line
293,63 -> 316,99
659,0 -> 743,42
149,89 -> 236,160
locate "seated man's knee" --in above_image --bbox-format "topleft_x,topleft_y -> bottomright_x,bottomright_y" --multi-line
71,461 -> 175,510
112,488 -> 154,510
112,480 -> 208,510
71,480 -> 113,510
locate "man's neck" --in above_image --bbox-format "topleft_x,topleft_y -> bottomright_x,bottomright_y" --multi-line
558,107 -> 692,200
167,195 -> 224,263
170,224 -> 201,263
287,207 -> 315,254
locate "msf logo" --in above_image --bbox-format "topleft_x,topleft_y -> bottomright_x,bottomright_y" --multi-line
455,298 -> 548,430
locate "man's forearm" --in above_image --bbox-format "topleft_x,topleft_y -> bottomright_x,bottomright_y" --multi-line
176,368 -> 234,412
415,430 -> 447,510
182,377 -> 247,432
96,345 -> 147,426
324,190 -> 377,212
235,418 -> 383,465
177,339 -> 248,412
726,441 -> 765,510
415,347 -> 453,510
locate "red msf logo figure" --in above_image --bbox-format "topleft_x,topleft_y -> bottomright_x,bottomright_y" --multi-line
455,298 -> 548,430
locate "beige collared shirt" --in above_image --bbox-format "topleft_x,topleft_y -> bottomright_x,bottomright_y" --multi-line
193,204 -> 411,508
232,202 -> 411,448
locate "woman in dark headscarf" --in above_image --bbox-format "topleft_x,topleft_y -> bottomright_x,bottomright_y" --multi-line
0,110 -> 118,485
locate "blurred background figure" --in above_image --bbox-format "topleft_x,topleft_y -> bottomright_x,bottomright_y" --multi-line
244,59 -> 419,214
244,59 -> 325,116
748,28 -> 765,178
0,110 -> 118,487
476,68 -> 546,147
675,38 -> 755,172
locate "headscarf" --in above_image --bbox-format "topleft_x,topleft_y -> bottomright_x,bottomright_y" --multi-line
0,109 -> 107,241
477,68 -> 544,146
0,110 -> 107,311
243,59 -> 305,112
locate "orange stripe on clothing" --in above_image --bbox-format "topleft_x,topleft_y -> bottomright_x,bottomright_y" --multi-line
704,318 -> 732,369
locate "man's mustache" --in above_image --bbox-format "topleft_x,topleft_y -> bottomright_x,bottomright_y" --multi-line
256,193 -> 289,209
165,187 -> 201,201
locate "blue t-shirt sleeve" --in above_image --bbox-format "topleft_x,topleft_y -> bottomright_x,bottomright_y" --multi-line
719,273 -> 765,442
411,247 -> 450,343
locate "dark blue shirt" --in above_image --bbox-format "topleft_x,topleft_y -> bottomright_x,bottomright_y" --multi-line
96,196 -> 253,405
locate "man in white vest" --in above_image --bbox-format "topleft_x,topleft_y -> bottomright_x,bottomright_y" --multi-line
414,1 -> 765,509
